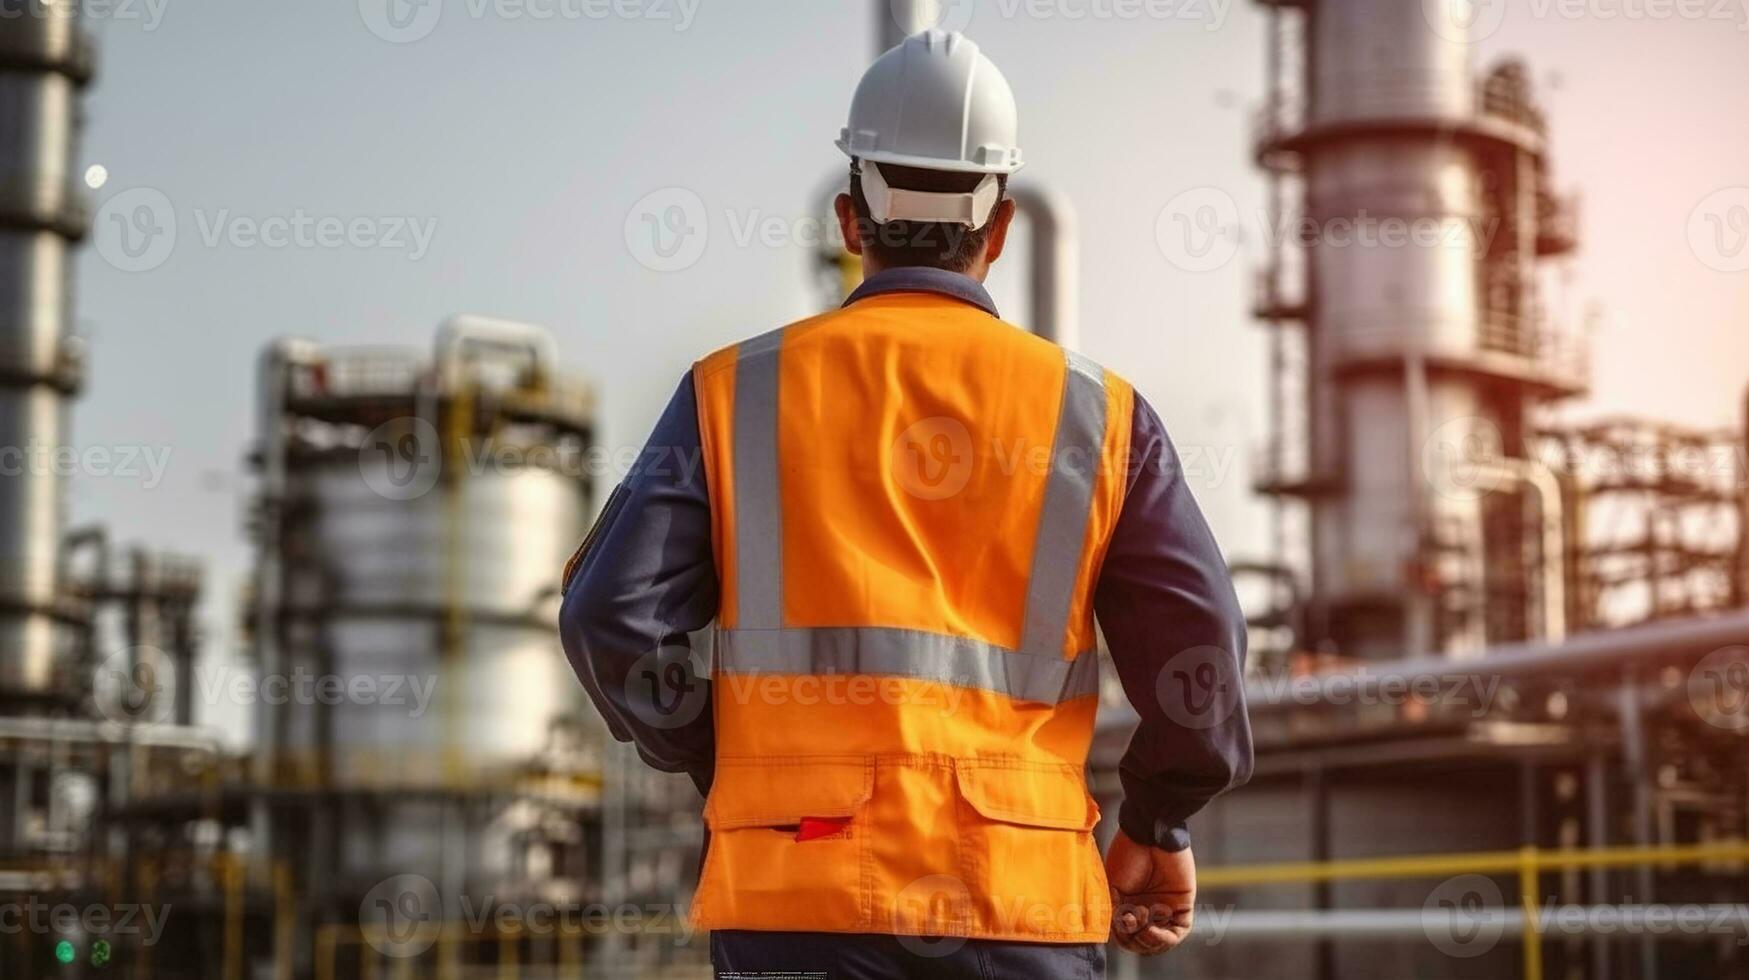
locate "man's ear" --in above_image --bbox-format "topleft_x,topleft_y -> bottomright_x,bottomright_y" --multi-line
983,197 -> 1019,265
834,192 -> 864,256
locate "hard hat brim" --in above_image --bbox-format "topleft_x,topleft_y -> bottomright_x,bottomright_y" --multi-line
836,140 -> 1026,177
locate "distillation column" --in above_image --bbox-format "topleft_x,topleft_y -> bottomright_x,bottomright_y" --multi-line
1256,0 -> 1584,660
0,7 -> 91,696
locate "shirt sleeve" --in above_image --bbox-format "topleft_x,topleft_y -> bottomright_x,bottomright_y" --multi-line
558,371 -> 718,795
1094,393 -> 1254,852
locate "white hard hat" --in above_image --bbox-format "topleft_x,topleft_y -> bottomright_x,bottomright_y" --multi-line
836,30 -> 1023,227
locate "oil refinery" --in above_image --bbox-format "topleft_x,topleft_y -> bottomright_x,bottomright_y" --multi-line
0,0 -> 1745,978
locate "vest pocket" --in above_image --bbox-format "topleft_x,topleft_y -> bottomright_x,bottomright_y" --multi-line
695,758 -> 875,931
953,761 -> 1110,940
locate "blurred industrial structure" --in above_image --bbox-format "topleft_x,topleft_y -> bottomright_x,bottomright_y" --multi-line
1106,2 -> 1749,979
0,1 -> 1744,978
0,5 -> 216,976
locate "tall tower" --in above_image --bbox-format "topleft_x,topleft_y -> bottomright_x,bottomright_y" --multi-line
0,7 -> 93,696
1254,0 -> 1585,661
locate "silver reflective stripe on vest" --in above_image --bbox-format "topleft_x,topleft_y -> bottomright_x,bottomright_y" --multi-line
732,328 -> 786,630
717,627 -> 1100,705
722,338 -> 1107,704
1019,350 -> 1107,658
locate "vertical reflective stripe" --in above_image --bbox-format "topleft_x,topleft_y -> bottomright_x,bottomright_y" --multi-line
732,328 -> 786,630
1019,350 -> 1107,658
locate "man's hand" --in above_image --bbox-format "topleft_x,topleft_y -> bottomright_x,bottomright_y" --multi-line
1105,830 -> 1195,956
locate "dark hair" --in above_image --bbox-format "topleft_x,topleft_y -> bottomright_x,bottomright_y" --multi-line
848,160 -> 1008,273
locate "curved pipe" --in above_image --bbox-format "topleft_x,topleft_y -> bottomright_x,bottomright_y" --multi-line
879,0 -> 931,49
814,178 -> 1083,350
1456,457 -> 1568,647
435,315 -> 557,388
1007,183 -> 1080,350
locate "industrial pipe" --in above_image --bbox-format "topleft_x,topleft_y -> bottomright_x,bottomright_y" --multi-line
879,0 -> 936,50
1247,607 -> 1749,709
1008,184 -> 1081,350
1466,457 -> 1569,645
1204,906 -> 1749,941
0,715 -> 224,752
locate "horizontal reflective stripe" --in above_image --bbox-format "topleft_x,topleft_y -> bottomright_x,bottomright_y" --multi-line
715,627 -> 1099,705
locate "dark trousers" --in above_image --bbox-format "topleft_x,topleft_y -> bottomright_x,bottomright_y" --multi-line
710,930 -> 1106,979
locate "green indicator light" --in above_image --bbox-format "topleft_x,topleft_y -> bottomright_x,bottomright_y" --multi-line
92,939 -> 112,966
55,940 -> 76,964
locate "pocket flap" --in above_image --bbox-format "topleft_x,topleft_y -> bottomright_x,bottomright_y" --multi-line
705,759 -> 874,830
956,762 -> 1098,831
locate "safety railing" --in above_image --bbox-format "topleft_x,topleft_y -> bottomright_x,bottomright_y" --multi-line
1253,76 -> 1550,158
1199,840 -> 1749,980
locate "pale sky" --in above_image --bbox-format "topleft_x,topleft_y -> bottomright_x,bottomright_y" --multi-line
66,0 -> 1749,741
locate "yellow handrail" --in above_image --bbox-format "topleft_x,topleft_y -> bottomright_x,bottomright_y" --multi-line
1199,840 -> 1749,980
1200,840 -> 1749,886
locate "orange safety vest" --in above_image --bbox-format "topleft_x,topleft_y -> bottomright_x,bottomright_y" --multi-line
690,289 -> 1133,943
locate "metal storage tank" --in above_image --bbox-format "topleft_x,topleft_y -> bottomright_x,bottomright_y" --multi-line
250,318 -> 603,891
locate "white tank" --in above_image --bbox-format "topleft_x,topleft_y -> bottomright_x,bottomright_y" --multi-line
255,321 -> 600,793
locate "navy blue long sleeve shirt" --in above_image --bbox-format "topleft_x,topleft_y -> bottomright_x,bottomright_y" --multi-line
558,268 -> 1252,850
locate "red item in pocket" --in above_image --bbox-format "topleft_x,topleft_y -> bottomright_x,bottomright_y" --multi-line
795,816 -> 851,842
